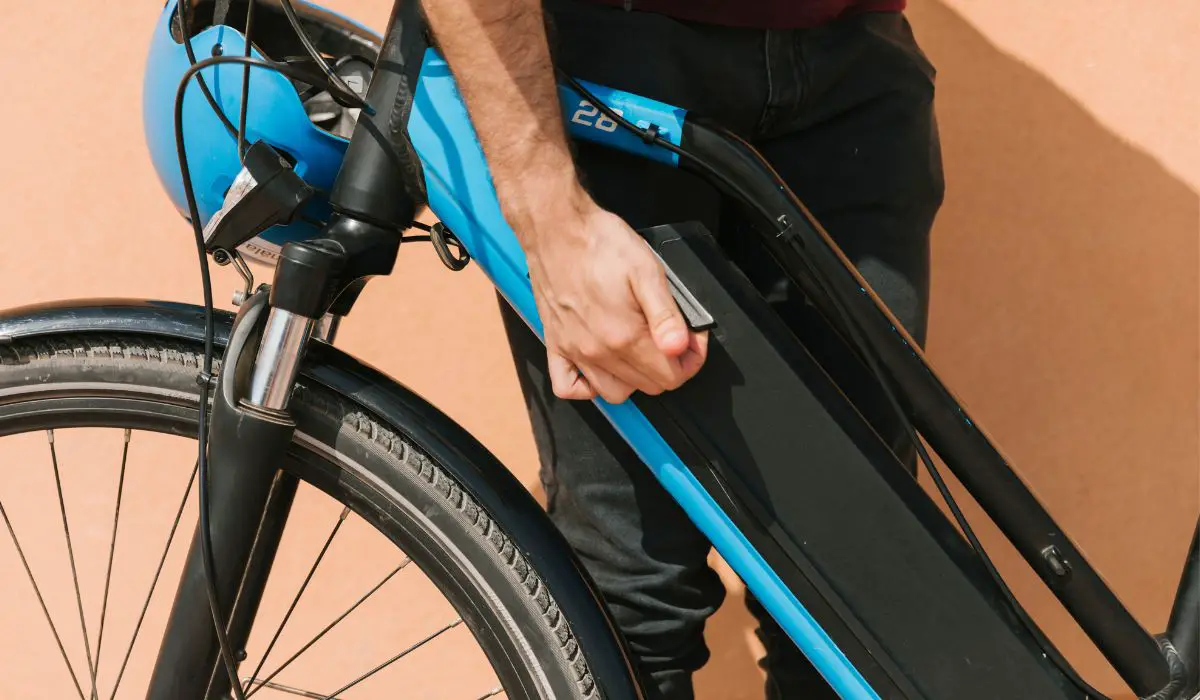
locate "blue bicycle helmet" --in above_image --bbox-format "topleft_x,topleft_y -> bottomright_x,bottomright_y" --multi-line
143,0 -> 381,264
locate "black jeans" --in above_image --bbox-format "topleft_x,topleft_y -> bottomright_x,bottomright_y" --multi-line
500,3 -> 944,698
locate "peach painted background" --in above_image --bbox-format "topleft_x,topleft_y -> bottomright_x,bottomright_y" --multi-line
0,1 -> 1195,698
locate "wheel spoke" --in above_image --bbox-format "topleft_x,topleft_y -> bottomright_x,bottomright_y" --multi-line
92,429 -> 131,683
243,506 -> 351,693
47,430 -> 100,700
241,679 -> 333,699
474,687 -> 504,700
320,617 -> 463,699
0,495 -> 87,700
245,558 -> 412,698
108,460 -> 199,700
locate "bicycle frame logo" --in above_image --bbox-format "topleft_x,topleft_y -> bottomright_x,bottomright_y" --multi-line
570,99 -> 624,132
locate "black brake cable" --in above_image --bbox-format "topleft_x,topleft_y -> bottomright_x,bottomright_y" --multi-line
179,0 -> 364,156
174,53 -> 356,700
560,72 -> 1108,699
278,0 -> 371,112
178,0 -> 239,139
236,0 -> 257,160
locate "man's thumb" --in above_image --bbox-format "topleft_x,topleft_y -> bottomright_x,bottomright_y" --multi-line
632,262 -> 688,356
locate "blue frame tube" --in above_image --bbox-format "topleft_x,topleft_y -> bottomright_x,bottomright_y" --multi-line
408,49 -> 879,700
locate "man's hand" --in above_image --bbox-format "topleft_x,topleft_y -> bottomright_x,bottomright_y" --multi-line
422,0 -> 708,402
516,185 -> 708,403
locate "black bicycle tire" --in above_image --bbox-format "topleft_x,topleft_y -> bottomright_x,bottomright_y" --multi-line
0,332 -> 602,699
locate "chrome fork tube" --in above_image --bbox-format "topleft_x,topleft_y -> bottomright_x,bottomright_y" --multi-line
247,308 -> 316,410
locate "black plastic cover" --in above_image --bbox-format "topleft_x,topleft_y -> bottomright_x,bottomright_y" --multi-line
205,141 -> 315,255
635,222 -> 1079,700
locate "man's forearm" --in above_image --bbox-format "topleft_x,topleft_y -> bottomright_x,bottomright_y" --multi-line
422,0 -> 582,239
421,0 -> 706,404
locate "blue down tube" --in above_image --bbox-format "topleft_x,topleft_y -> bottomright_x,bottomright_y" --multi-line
408,49 -> 878,700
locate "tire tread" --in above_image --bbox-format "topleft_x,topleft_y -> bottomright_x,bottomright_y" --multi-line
0,333 -> 599,699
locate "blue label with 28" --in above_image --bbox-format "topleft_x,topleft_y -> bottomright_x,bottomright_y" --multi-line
558,82 -> 686,167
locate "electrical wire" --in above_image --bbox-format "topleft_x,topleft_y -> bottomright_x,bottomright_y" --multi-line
174,56 -> 241,700
557,73 -> 772,223
277,0 -> 371,112
180,0 -> 366,155
236,0 -> 257,160
560,71 -> 1107,699
178,0 -> 239,139
174,53 -> 348,700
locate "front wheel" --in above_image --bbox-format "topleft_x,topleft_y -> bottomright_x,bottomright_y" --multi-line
0,331 -> 628,699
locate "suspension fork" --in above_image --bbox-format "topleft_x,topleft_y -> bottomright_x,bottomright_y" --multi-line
221,314 -> 342,662
145,1 -> 428,697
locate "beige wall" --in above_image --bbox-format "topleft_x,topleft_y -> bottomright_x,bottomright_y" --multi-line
908,2 -> 1198,696
0,1 -> 1194,698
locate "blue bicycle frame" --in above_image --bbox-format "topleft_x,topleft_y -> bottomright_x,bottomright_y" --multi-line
403,42 -> 1191,698
408,51 -> 876,699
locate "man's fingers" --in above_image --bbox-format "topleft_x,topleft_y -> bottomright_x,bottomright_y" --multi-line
550,331 -> 707,402
678,330 -> 710,378
607,355 -> 668,396
629,258 -> 689,357
548,352 -> 595,400
575,361 -> 636,404
584,320 -> 709,397
549,351 -> 638,404
625,327 -> 710,392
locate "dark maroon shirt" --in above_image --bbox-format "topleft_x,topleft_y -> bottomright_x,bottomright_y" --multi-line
584,0 -> 906,28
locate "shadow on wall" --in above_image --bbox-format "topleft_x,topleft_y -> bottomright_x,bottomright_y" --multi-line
680,1 -> 1200,698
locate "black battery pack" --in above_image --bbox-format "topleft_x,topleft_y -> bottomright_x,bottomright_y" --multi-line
634,222 -> 1078,700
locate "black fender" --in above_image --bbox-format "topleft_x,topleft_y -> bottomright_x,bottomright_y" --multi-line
0,298 -> 644,699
